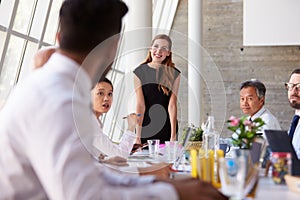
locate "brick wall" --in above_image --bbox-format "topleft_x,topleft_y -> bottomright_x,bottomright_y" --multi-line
171,0 -> 300,137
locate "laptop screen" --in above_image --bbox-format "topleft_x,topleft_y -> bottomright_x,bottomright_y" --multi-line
173,127 -> 192,168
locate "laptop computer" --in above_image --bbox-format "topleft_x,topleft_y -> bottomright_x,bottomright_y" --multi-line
173,127 -> 192,169
265,129 -> 300,175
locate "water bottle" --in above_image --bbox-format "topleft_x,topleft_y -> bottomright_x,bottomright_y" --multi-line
202,116 -> 219,156
202,116 -> 221,187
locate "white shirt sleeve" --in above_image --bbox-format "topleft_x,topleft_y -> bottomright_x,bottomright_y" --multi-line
18,99 -> 178,200
93,125 -> 136,158
44,129 -> 178,200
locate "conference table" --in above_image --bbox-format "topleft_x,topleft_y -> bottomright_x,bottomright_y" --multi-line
105,148 -> 299,200
255,177 -> 299,200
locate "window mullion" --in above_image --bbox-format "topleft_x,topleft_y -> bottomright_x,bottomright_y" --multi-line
0,0 -> 19,77
15,0 -> 38,83
38,0 -> 53,49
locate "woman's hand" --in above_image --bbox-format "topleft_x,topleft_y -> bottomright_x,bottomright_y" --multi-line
126,113 -> 139,132
170,135 -> 176,141
134,137 -> 141,144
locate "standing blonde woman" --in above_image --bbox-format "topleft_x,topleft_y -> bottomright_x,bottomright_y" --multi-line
134,34 -> 181,144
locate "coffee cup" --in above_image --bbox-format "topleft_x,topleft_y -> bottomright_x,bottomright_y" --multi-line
220,143 -> 231,155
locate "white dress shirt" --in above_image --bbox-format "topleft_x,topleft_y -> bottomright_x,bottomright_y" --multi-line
290,110 -> 300,159
250,106 -> 281,139
93,116 -> 136,159
0,53 -> 178,200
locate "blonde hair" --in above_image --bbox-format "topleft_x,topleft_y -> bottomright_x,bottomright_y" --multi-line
140,34 -> 176,96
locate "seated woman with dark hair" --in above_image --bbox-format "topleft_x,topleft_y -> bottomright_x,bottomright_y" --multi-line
91,77 -> 137,159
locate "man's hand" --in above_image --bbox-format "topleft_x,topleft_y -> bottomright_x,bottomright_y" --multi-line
138,162 -> 172,179
99,156 -> 129,166
165,178 -> 229,200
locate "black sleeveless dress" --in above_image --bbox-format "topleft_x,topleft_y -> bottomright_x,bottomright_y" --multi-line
133,64 -> 181,144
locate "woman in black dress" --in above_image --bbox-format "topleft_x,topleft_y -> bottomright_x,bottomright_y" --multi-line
133,34 -> 181,144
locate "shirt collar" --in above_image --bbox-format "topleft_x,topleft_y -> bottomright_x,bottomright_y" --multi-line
295,110 -> 300,116
250,106 -> 266,120
46,53 -> 92,98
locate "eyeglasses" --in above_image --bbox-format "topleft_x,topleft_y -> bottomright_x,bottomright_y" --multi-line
151,45 -> 169,52
285,82 -> 300,91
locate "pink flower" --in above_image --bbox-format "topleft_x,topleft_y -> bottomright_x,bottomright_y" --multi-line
229,116 -> 239,126
229,116 -> 236,121
227,115 -> 265,149
243,120 -> 252,126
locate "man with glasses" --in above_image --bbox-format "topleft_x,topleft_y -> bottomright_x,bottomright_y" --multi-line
286,69 -> 300,159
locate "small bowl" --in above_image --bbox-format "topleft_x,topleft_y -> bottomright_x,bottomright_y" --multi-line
284,174 -> 300,194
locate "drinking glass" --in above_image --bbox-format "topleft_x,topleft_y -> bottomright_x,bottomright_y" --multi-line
165,141 -> 178,162
219,157 -> 246,200
147,139 -> 160,158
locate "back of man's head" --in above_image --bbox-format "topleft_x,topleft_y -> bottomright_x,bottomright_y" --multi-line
59,0 -> 128,54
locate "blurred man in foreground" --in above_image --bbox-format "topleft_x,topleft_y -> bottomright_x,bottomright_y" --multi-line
0,0 -> 227,199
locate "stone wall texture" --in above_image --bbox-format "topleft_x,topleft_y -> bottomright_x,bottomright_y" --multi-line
170,0 -> 300,137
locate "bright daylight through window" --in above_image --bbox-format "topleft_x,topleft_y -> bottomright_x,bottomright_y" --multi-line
0,0 -> 62,109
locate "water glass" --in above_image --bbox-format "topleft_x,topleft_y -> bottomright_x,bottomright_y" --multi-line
219,157 -> 246,200
198,150 -> 214,183
165,141 -> 178,161
147,139 -> 160,158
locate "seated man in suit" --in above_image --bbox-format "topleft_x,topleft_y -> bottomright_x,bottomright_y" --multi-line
285,69 -> 300,159
239,79 -> 281,167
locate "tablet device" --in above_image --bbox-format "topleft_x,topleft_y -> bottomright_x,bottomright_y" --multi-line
173,127 -> 192,169
265,129 -> 300,175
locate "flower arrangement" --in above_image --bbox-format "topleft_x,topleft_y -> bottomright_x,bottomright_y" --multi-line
182,124 -> 203,142
181,124 -> 203,150
227,116 -> 265,149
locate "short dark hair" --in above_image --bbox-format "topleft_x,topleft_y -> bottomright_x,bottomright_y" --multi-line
289,69 -> 300,79
59,0 -> 128,54
240,79 -> 266,99
98,77 -> 113,91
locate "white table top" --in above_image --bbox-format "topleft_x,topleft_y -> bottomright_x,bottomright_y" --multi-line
115,149 -> 300,199
255,177 -> 299,200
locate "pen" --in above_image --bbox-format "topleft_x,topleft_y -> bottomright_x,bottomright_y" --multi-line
122,113 -> 141,119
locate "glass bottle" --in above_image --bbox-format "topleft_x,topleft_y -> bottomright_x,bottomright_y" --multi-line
202,116 -> 219,156
202,116 -> 221,187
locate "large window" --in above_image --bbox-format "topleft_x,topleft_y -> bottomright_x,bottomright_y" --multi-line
0,0 -> 127,140
0,0 -> 175,141
0,0 -> 62,108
